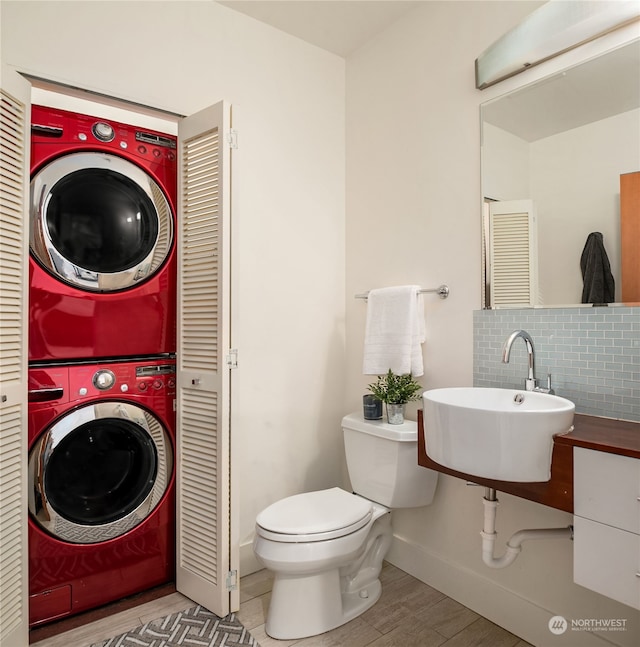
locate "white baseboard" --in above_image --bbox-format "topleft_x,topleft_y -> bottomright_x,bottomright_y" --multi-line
386,533 -> 617,647
239,539 -> 262,577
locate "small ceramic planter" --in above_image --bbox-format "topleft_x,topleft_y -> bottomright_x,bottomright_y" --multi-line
386,403 -> 405,425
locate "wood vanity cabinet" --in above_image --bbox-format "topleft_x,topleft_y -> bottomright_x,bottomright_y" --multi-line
573,447 -> 640,610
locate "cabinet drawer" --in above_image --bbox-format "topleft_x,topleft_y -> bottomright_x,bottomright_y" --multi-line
574,447 -> 640,533
573,516 -> 640,610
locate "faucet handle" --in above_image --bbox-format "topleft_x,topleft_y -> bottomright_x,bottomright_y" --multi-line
532,373 -> 554,394
545,373 -> 555,395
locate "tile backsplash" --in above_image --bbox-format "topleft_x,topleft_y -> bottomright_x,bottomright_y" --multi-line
474,307 -> 640,422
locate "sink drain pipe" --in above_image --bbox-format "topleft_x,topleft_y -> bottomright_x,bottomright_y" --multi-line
481,488 -> 573,569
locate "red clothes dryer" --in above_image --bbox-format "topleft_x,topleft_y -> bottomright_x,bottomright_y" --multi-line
29,105 -> 177,362
28,358 -> 176,626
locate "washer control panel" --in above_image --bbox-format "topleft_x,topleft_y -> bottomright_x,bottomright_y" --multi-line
28,360 -> 177,434
62,361 -> 176,400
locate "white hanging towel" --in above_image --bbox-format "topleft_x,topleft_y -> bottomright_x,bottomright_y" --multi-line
362,285 -> 425,377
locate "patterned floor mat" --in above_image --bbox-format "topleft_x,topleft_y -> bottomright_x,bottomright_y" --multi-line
91,605 -> 260,647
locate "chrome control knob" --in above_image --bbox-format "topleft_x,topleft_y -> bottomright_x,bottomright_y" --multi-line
92,122 -> 115,142
93,369 -> 116,390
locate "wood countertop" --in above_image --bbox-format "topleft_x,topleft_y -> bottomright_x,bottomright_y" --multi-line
555,414 -> 640,459
417,410 -> 640,514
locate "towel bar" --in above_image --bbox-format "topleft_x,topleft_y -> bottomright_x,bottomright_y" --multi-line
355,284 -> 450,300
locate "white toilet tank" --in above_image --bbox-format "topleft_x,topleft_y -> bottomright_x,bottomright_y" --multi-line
342,412 -> 438,508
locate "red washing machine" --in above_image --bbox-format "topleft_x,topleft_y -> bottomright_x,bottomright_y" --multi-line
28,358 -> 176,626
29,105 -> 177,362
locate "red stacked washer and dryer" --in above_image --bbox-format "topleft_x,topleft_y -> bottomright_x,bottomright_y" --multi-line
27,105 -> 178,626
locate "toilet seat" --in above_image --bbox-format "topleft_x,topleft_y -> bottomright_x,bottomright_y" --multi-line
256,487 -> 373,543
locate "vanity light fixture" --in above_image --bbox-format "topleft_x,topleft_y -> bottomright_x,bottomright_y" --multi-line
476,0 -> 640,89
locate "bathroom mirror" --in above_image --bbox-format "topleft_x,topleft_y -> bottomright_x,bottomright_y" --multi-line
481,38 -> 640,308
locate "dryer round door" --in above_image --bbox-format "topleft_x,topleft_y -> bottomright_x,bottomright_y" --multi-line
28,401 -> 173,544
30,152 -> 173,292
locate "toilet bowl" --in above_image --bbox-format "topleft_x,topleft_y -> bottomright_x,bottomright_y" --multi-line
252,413 -> 438,640
254,487 -> 391,639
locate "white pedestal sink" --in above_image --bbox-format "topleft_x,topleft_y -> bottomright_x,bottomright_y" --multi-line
422,387 -> 575,482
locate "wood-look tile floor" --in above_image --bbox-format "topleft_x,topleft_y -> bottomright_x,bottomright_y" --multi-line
31,564 -> 532,647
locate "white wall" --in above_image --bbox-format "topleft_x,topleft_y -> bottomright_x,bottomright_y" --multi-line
346,2 -> 639,646
1,0 -> 346,572
483,122 -> 530,200
532,109 -> 640,304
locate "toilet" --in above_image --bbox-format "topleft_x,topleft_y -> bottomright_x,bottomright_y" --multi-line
252,412 -> 438,640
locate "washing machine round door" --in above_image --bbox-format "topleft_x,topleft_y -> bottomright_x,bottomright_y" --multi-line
28,402 -> 173,544
30,152 -> 173,292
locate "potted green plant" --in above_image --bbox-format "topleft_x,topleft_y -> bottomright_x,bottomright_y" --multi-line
367,370 -> 423,424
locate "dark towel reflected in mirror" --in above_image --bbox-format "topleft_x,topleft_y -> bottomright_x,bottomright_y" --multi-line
580,232 -> 615,305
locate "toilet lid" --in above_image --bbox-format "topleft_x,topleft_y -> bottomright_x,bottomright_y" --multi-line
256,487 -> 373,542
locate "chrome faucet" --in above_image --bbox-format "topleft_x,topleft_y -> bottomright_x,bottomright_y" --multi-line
501,330 -> 553,393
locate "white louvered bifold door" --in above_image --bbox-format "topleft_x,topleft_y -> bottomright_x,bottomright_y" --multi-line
0,66 -> 30,647
176,101 -> 235,617
488,200 -> 539,308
